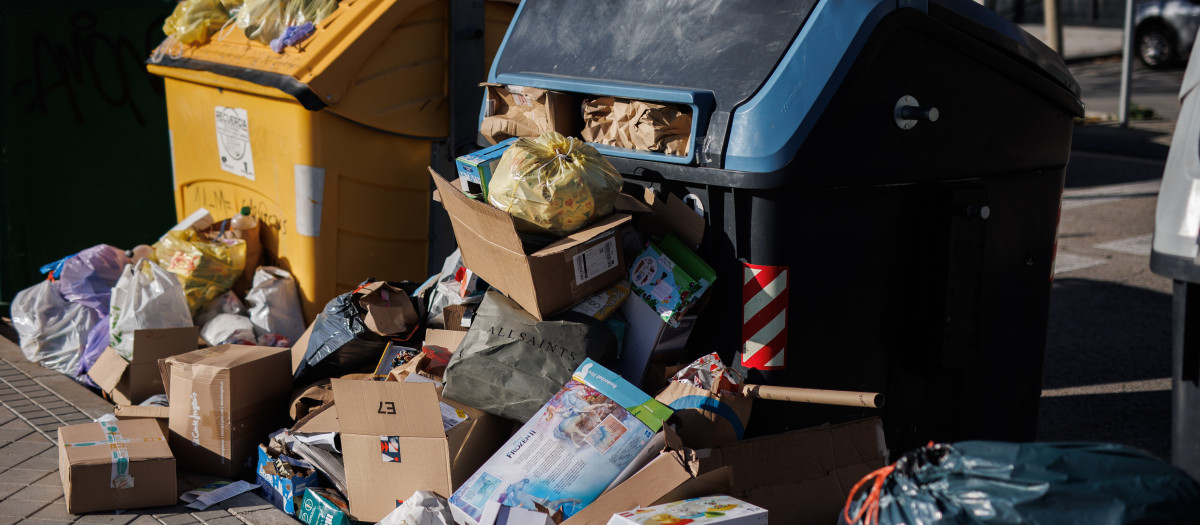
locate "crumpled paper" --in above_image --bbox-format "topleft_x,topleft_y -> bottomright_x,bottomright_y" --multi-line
581,96 -> 692,156
378,490 -> 454,525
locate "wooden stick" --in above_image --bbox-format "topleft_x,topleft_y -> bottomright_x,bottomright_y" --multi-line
740,384 -> 885,409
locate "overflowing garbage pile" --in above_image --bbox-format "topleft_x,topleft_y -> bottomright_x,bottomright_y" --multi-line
14,105 -> 1200,525
159,0 -> 339,53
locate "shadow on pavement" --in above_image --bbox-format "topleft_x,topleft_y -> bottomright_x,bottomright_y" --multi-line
1038,277 -> 1172,459
1067,124 -> 1170,187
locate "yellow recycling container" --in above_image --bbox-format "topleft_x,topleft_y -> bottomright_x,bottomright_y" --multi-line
148,0 -> 514,322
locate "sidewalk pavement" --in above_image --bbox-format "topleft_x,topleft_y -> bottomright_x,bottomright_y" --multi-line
0,331 -> 297,525
1019,24 -> 1124,63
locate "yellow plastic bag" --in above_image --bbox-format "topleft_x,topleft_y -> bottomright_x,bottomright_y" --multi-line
153,229 -> 247,315
487,132 -> 624,237
163,0 -> 232,45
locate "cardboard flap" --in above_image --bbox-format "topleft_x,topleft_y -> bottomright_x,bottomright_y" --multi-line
429,168 -> 525,254
131,326 -> 200,362
614,193 -> 652,214
644,190 -> 706,249
164,345 -> 289,372
87,347 -> 130,393
535,213 -> 633,256
331,379 -> 444,438
114,405 -> 170,420
293,402 -> 340,435
424,329 -> 466,352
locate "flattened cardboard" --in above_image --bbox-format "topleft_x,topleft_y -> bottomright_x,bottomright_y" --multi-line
58,419 -> 176,514
425,329 -> 467,353
164,345 -> 291,478
114,405 -> 170,438
87,327 -> 200,405
332,379 -> 454,522
431,168 -> 632,319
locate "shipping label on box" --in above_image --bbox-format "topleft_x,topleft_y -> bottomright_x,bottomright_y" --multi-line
608,495 -> 767,525
448,359 -> 673,525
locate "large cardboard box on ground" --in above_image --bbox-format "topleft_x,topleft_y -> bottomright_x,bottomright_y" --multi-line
88,327 -> 199,405
430,168 -> 631,319
331,379 -> 453,522
565,418 -> 887,525
163,344 -> 291,477
58,419 -> 176,514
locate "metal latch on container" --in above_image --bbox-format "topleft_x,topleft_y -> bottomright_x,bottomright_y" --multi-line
895,96 -> 939,130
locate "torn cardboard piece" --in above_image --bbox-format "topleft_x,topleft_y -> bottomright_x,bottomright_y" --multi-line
581,97 -> 692,156
88,326 -> 199,405
58,419 -> 176,514
164,344 -> 291,477
430,168 -> 631,319
114,404 -> 170,438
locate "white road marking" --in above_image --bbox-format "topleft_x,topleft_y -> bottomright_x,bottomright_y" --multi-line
1054,252 -> 1108,274
1042,377 -> 1171,398
1094,234 -> 1154,257
1061,179 -> 1162,210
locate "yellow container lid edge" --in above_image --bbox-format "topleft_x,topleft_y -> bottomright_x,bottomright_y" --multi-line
147,57 -> 324,111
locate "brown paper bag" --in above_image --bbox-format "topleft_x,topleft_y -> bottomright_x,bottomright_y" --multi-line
480,84 -> 578,144
655,381 -> 752,449
581,96 -> 692,156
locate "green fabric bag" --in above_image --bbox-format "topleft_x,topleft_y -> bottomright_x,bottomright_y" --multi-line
442,290 -> 617,422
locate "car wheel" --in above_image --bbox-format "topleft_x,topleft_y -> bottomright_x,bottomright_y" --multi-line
1138,25 -> 1178,68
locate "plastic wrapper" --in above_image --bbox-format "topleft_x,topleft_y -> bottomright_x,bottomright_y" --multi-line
75,314 -> 110,387
421,249 -> 486,328
200,313 -> 257,346
239,0 -> 337,48
163,0 -> 233,45
670,352 -> 741,396
58,245 -> 130,315
195,291 -> 247,328
109,259 -> 194,361
487,132 -> 623,237
841,441 -> 1200,524
153,229 -> 246,315
246,266 -> 306,342
11,280 -> 99,375
379,491 -> 453,525
293,280 -> 421,386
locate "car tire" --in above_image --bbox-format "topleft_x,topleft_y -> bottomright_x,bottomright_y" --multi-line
1138,23 -> 1179,69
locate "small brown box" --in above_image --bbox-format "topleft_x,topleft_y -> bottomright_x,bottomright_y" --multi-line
58,419 -> 176,514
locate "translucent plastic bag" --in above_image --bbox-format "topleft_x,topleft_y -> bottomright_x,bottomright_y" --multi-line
11,280 -> 99,375
153,229 -> 246,315
75,314 -> 110,387
109,259 -> 194,361
58,244 -> 130,314
237,0 -> 286,45
163,0 -> 233,45
487,132 -> 623,236
246,267 -> 306,342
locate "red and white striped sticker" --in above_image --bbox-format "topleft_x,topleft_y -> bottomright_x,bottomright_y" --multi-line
742,263 -> 788,370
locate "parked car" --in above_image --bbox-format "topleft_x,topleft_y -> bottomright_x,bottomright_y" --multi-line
1136,0 -> 1200,68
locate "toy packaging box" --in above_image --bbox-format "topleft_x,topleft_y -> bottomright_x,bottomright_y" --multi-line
607,495 -> 767,525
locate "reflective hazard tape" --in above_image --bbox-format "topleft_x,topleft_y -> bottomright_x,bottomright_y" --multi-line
742,263 -> 788,370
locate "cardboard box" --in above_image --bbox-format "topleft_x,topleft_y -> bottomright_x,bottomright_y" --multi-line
448,359 -> 673,525
629,234 -> 716,327
87,327 -> 199,405
616,296 -> 698,386
114,404 -> 170,438
332,379 -> 454,522
457,137 -> 518,198
290,323 -> 315,377
58,419 -> 176,514
608,495 -> 767,525
479,84 -> 581,145
431,168 -> 632,320
163,344 -> 291,477
256,444 -> 319,515
298,487 -> 351,525
566,418 -> 887,525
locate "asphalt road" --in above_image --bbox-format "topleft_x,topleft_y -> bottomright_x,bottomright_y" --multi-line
1034,58 -> 1180,460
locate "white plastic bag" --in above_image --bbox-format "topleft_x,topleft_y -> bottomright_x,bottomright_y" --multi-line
246,266 -> 305,342
11,280 -> 99,374
200,313 -> 256,346
378,491 -> 454,525
109,259 -> 194,360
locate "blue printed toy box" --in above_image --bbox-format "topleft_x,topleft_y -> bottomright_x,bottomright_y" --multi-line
255,445 -> 319,515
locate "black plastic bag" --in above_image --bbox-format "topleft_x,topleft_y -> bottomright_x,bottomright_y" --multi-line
842,441 -> 1200,524
441,290 -> 617,422
293,280 -> 421,386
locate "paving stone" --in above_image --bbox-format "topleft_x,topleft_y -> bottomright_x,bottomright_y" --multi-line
76,513 -> 136,524
0,453 -> 33,469
0,515 -> 19,525
0,484 -> 24,500
25,417 -> 59,427
229,510 -> 295,525
200,517 -> 246,525
154,515 -> 198,525
216,494 -> 272,515
0,423 -> 34,437
36,448 -> 59,459
127,516 -> 161,525
34,471 -> 62,486
22,520 -> 77,525
1,467 -> 54,484
14,456 -> 60,471
187,509 -> 230,522
0,497 -> 50,518
11,484 -> 65,503
0,440 -> 52,456
27,498 -> 72,521
18,433 -> 53,444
